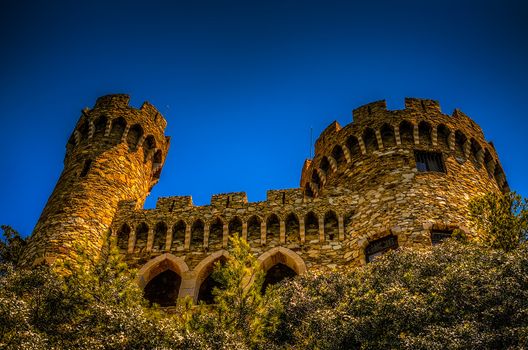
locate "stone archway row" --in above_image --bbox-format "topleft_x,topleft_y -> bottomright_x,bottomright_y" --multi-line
136,247 -> 307,303
115,210 -> 346,254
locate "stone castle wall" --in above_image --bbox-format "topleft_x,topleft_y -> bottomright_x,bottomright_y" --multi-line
108,97 -> 507,301
23,94 -> 508,302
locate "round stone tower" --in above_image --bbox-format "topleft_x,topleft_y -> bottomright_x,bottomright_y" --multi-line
22,94 -> 170,265
300,98 -> 508,262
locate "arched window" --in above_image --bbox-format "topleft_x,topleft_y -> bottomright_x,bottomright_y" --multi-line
152,150 -> 163,179
346,135 -> 361,157
311,170 -> 321,188
285,213 -> 300,243
470,139 -> 482,167
209,218 -> 224,250
143,270 -> 181,307
143,135 -> 156,162
365,235 -> 398,263
93,115 -> 108,140
266,214 -> 280,243
191,220 -> 205,249
247,216 -> 261,243
362,128 -> 378,153
324,211 -> 338,241
109,117 -> 127,145
304,211 -> 319,243
380,124 -> 396,148
494,165 -> 507,190
228,217 -> 242,236
116,223 -> 130,253
319,156 -> 331,174
437,124 -> 450,150
172,220 -> 186,251
455,131 -> 467,161
305,185 -> 314,198
418,121 -> 432,146
78,120 -> 90,142
127,124 -> 143,149
331,145 -> 345,167
261,263 -> 297,294
79,159 -> 92,178
399,121 -> 414,146
484,150 -> 494,176
153,222 -> 167,252
134,222 -> 149,253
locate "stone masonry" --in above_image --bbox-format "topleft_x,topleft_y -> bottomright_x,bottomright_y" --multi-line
22,94 -> 508,303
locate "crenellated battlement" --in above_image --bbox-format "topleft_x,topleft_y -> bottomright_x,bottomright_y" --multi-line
352,100 -> 388,122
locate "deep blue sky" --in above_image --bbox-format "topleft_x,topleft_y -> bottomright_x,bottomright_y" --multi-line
1,0 -> 527,236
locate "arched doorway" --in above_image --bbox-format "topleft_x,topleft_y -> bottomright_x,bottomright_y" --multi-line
197,271 -> 224,304
261,263 -> 297,293
257,247 -> 306,293
193,250 -> 229,304
136,254 -> 190,306
143,270 -> 181,307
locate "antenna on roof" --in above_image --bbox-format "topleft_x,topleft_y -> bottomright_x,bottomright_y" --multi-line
309,127 -> 313,158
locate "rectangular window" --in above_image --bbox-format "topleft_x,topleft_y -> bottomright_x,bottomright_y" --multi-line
431,229 -> 453,245
366,235 -> 398,263
415,151 -> 445,173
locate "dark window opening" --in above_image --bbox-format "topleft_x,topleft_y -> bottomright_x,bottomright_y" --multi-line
431,229 -> 453,245
191,220 -> 204,248
285,213 -> 300,243
228,217 -> 242,236
331,145 -> 345,166
261,263 -> 297,294
362,128 -> 378,152
305,186 -> 314,197
324,211 -> 338,242
143,270 -> 181,307
80,159 -> 92,177
415,151 -> 445,173
209,218 -> 224,249
266,214 -> 280,242
153,222 -> 167,252
305,211 -> 319,243
247,216 -> 261,242
346,136 -> 361,157
134,222 -> 149,253
366,235 -> 398,263
117,224 -> 130,252
320,157 -> 330,174
172,220 -> 186,251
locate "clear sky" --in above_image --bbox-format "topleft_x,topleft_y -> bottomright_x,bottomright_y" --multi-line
1,0 -> 527,236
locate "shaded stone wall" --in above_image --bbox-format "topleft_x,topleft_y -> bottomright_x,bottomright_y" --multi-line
22,94 -> 170,264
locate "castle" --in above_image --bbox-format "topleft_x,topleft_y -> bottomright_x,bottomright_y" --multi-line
21,94 -> 508,306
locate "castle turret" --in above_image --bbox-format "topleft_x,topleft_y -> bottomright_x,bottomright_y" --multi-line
23,94 -> 170,265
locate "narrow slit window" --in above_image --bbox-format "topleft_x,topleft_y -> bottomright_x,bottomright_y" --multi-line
414,151 -> 445,173
80,159 -> 92,177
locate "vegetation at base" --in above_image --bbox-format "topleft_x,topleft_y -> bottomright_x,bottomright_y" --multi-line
1,192 -> 528,349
